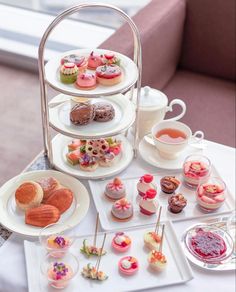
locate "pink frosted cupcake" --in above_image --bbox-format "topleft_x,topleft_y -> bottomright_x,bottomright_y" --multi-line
105,177 -> 126,201
118,256 -> 139,276
111,198 -> 133,221
112,232 -> 131,252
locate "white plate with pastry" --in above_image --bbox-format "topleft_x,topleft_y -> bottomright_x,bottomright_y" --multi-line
51,134 -> 134,180
45,49 -> 138,97
0,170 -> 90,237
49,93 -> 136,139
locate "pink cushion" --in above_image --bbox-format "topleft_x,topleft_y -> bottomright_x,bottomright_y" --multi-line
159,70 -> 235,147
180,0 -> 236,81
100,0 -> 186,88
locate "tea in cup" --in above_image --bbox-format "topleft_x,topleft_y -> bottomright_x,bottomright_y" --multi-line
151,121 -> 204,159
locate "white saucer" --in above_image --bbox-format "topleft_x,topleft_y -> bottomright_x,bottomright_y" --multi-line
138,137 -> 203,170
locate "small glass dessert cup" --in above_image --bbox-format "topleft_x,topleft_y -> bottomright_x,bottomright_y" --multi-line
183,155 -> 211,188
41,251 -> 79,289
39,223 -> 75,256
196,177 -> 226,212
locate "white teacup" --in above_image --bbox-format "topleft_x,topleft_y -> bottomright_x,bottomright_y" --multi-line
151,121 -> 204,160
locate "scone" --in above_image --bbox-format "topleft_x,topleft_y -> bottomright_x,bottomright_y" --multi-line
38,177 -> 60,201
15,181 -> 43,211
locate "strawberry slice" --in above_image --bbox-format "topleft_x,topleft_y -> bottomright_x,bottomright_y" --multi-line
214,194 -> 225,202
104,52 -> 115,60
198,186 -> 204,196
201,195 -> 216,204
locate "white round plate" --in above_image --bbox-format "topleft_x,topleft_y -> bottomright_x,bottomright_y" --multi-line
138,137 -> 203,170
0,170 -> 90,237
52,134 -> 134,179
49,94 -> 136,139
45,49 -> 138,97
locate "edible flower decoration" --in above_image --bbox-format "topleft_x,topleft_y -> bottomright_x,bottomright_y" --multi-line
54,236 -> 66,248
53,262 -> 69,280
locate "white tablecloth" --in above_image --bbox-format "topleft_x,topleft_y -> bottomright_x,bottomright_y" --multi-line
0,140 -> 235,292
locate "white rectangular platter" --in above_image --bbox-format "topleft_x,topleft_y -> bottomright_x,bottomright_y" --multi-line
89,165 -> 235,231
24,221 -> 193,292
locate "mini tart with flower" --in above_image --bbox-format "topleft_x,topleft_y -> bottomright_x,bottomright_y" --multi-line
80,239 -> 106,257
60,62 -> 78,84
47,262 -> 73,283
87,51 -> 105,70
118,256 -> 139,276
96,64 -> 122,86
148,250 -> 167,271
111,198 -> 133,221
61,54 -> 88,72
46,235 -> 72,250
106,137 -> 122,156
105,177 -> 126,201
76,72 -> 97,90
103,52 -> 121,66
81,263 -> 108,281
144,231 -> 161,250
112,232 -> 131,252
79,153 -> 98,172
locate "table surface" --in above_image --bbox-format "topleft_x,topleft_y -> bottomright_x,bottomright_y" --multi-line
0,140 -> 235,292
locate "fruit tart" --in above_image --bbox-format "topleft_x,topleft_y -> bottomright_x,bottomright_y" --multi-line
118,256 -> 139,276
112,232 -> 131,252
96,64 -> 122,86
79,154 -> 98,172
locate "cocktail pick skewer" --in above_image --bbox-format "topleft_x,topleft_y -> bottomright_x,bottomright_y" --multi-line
154,206 -> 162,235
95,233 -> 107,275
159,224 -> 165,253
93,212 -> 99,247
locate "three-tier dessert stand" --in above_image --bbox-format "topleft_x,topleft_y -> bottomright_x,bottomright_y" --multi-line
38,3 -> 142,179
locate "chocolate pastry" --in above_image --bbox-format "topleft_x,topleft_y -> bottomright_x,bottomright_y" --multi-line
160,176 -> 180,194
168,193 -> 187,213
70,103 -> 95,125
94,102 -> 115,122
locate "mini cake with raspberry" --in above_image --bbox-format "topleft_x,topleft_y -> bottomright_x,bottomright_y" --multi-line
60,63 -> 78,84
87,51 -> 104,70
112,232 -> 131,252
96,64 -> 122,86
103,52 -> 121,66
118,256 -> 139,276
105,177 -> 126,201
139,189 -> 158,216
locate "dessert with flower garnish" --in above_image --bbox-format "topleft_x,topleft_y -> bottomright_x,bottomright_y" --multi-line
87,51 -> 105,70
112,232 -> 131,252
183,155 -> 211,188
104,177 -> 126,201
76,72 -> 97,90
61,54 -> 88,72
118,256 -> 139,276
139,189 -> 158,216
80,239 -> 106,257
111,198 -> 133,221
160,176 -> 180,194
66,149 -> 82,165
47,262 -> 73,288
85,139 -> 110,158
99,152 -> 116,167
197,177 -> 226,211
136,174 -> 156,203
79,154 -> 98,172
144,231 -> 161,250
96,64 -> 122,86
60,62 -> 78,84
148,250 -> 167,271
168,193 -> 187,213
46,235 -> 71,251
103,52 -> 121,66
70,103 -> 95,125
81,263 -> 108,281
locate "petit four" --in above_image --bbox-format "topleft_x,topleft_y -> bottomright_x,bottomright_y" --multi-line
94,102 -> 115,122
197,178 -> 226,211
104,177 -> 126,201
82,263 -> 108,281
68,139 -> 85,151
60,62 -> 78,84
139,189 -> 158,216
137,174 -> 156,203
66,149 -> 81,165
148,250 -> 167,271
112,232 -> 131,252
25,204 -> 60,227
38,177 -> 60,201
183,155 -> 211,188
70,103 -> 95,125
87,51 -> 104,70
118,256 -> 139,276
76,72 -> 97,90
46,235 -> 71,250
61,54 -> 87,72
99,152 -> 116,167
15,181 -> 43,211
85,139 -> 110,158
168,194 -> 187,213
107,137 -> 122,156
103,52 -> 120,66
144,232 -> 161,250
111,198 -> 133,221
44,188 -> 73,214
96,65 -> 122,86
160,176 -> 180,194
79,154 -> 98,172
48,262 -> 73,288
80,239 -> 106,257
